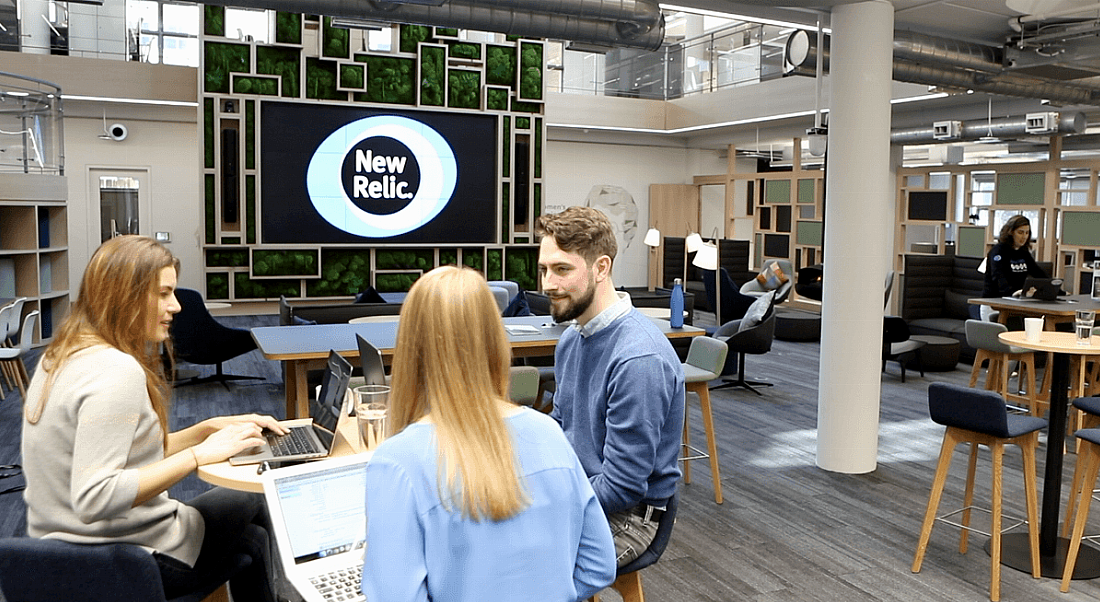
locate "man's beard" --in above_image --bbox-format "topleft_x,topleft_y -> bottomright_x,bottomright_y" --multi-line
550,281 -> 597,323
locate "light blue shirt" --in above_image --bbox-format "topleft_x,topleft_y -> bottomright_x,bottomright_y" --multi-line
360,407 -> 616,602
574,291 -> 632,339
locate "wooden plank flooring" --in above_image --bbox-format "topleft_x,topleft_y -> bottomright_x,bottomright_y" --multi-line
3,313 -> 1100,601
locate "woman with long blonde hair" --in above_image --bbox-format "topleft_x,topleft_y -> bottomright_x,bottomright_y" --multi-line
22,235 -> 285,602
360,266 -> 615,602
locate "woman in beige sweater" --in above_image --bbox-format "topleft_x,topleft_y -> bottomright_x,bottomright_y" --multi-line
22,235 -> 285,601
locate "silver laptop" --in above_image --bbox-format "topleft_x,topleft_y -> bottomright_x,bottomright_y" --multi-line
261,454 -> 370,602
230,350 -> 352,465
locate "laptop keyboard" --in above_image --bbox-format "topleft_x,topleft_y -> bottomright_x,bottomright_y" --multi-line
267,427 -> 320,457
310,566 -> 364,601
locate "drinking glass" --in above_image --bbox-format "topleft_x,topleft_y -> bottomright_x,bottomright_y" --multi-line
1077,310 -> 1096,346
354,385 -> 389,450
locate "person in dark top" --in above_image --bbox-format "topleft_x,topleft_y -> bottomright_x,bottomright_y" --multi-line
980,214 -> 1046,320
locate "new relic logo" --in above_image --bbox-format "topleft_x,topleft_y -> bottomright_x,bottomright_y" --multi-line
307,115 -> 457,238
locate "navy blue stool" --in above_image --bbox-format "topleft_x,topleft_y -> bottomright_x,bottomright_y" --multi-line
912,382 -> 1047,601
591,491 -> 679,602
1062,427 -> 1100,591
1063,397 -> 1100,541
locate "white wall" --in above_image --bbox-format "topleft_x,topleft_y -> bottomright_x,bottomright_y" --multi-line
64,110 -> 202,294
544,141 -> 725,287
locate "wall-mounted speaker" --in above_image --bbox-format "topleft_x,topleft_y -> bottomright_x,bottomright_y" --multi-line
221,127 -> 239,223
108,123 -> 127,141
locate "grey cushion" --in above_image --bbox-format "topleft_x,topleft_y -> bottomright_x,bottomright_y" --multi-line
943,289 -> 973,320
738,290 -> 775,333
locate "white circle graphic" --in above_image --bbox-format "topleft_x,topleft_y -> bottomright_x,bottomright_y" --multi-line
306,115 -> 458,238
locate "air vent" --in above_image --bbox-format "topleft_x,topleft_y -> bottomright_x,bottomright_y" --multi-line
1025,112 -> 1058,134
932,121 -> 962,140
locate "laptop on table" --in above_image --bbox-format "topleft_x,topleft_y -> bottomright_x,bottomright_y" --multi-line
1019,277 -> 1066,301
230,350 -> 353,465
261,454 -> 370,602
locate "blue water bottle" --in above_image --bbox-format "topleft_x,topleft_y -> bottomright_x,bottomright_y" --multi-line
670,278 -> 684,328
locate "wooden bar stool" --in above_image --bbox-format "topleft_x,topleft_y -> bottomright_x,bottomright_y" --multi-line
1063,397 -> 1100,539
1062,427 -> 1100,592
591,491 -> 679,602
912,383 -> 1046,601
680,336 -> 728,505
965,320 -> 1042,416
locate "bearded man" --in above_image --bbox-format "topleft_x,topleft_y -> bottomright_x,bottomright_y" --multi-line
536,206 -> 685,568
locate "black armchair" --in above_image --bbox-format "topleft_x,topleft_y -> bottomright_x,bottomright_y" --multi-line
701,267 -> 757,328
710,297 -> 777,394
171,288 -> 262,389
882,315 -> 924,383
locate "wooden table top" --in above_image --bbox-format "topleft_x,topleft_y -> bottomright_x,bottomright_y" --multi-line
999,330 -> 1100,355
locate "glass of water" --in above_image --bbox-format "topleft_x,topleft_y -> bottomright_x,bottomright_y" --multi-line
354,385 -> 389,450
1077,310 -> 1096,346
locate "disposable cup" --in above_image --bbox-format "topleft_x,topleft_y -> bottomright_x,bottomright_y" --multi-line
1024,317 -> 1043,343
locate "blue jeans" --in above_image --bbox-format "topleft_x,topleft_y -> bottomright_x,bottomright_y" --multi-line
155,487 -> 276,602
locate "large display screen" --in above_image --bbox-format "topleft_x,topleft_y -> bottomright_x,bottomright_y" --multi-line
260,101 -> 497,244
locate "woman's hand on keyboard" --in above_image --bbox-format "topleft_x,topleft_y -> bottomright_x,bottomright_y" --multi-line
192,422 -> 269,465
204,413 -> 288,437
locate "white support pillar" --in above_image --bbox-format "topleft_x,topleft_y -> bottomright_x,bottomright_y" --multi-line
816,0 -> 895,474
20,0 -> 51,55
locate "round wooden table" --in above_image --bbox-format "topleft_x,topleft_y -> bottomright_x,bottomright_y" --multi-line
997,330 -> 1100,578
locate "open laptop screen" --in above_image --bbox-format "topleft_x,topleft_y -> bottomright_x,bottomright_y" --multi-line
311,350 -> 352,435
272,460 -> 367,564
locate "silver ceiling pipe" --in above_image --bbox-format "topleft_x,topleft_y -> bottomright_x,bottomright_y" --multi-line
785,29 -> 1100,106
890,111 -> 1086,144
893,30 -> 1002,74
203,0 -> 665,51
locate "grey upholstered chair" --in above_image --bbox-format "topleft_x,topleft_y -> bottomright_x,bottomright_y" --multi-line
739,259 -> 794,303
508,365 -> 540,407
681,335 -> 728,504
0,310 -> 37,401
964,319 -> 1040,415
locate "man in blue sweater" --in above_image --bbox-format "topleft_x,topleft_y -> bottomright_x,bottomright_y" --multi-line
537,206 -> 685,567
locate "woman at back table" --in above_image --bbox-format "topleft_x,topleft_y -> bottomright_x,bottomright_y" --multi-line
981,214 -> 1047,321
22,235 -> 286,602
360,266 -> 616,602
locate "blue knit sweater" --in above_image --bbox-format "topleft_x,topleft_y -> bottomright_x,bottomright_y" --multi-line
551,309 -> 685,514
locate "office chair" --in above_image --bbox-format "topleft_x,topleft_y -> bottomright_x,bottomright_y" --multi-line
170,288 -> 262,389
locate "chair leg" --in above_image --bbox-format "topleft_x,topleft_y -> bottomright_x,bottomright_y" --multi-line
610,570 -> 645,602
681,399 -> 692,485
1020,432 -> 1041,580
959,442 -> 979,555
913,428 -> 961,573
1062,440 -> 1100,592
990,440 -> 1004,602
693,382 -> 723,504
709,353 -> 772,395
969,351 -> 987,388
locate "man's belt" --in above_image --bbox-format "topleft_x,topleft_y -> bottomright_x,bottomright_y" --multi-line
628,503 -> 665,523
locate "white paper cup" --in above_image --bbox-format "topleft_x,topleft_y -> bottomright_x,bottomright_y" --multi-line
1024,317 -> 1043,343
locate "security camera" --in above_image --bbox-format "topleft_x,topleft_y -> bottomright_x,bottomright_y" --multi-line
108,123 -> 128,141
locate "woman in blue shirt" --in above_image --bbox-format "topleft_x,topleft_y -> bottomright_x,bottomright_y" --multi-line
360,266 -> 616,602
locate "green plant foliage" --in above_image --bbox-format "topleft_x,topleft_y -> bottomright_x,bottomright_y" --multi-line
207,273 -> 229,300
203,98 -> 214,168
448,42 -> 480,60
306,250 -> 370,297
322,17 -> 350,59
534,183 -> 541,218
234,75 -> 279,96
435,27 -> 458,37
375,273 -> 421,292
245,100 -> 255,169
204,5 -> 224,37
275,12 -> 301,45
501,184 -> 510,241
511,99 -> 541,113
534,118 -> 542,178
340,64 -> 365,89
234,273 -> 301,299
486,249 -> 503,281
206,250 -> 248,267
400,24 -> 432,53
516,117 -> 530,129
376,249 -> 432,270
486,46 -> 516,87
204,174 -> 215,243
419,47 -> 445,106
448,70 -> 480,109
252,250 -> 318,276
306,58 -> 346,100
204,42 -> 250,94
486,88 -> 508,111
246,175 -> 256,244
222,237 -> 241,244
519,42 -> 543,100
462,251 -> 483,271
505,248 -> 538,291
502,117 -> 510,177
363,56 -> 415,104
257,46 -> 301,97
439,249 -> 457,266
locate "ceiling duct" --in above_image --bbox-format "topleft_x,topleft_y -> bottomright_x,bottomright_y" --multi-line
201,0 -> 665,51
890,111 -> 1086,145
784,29 -> 1100,106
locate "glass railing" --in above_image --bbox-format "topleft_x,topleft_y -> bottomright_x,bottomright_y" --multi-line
0,72 -> 64,175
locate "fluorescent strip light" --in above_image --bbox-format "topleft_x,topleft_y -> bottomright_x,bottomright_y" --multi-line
62,94 -> 198,107
659,4 -> 825,32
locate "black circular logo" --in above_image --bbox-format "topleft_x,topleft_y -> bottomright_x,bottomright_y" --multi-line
341,136 -> 421,216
